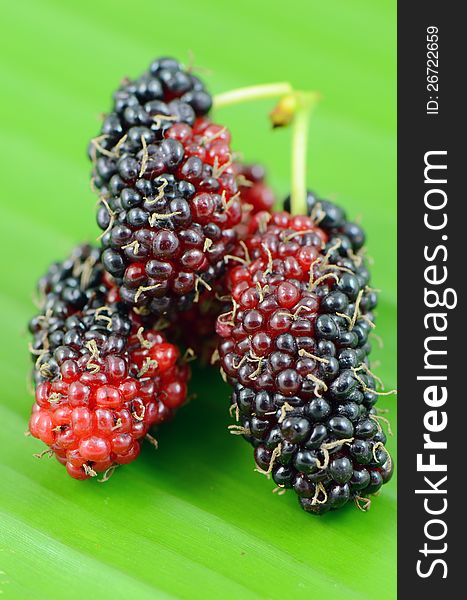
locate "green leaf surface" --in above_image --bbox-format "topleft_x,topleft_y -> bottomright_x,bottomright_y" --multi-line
0,0 -> 396,598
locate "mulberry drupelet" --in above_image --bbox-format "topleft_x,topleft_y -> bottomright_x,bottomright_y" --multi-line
28,245 -> 190,479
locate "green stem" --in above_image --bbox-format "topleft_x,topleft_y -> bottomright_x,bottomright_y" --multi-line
290,92 -> 319,216
213,82 -> 293,109
214,83 -> 319,217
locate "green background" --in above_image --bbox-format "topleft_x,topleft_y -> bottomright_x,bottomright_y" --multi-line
0,0 -> 396,598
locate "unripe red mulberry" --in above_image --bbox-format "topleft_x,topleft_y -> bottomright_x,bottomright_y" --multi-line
28,245 -> 190,480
